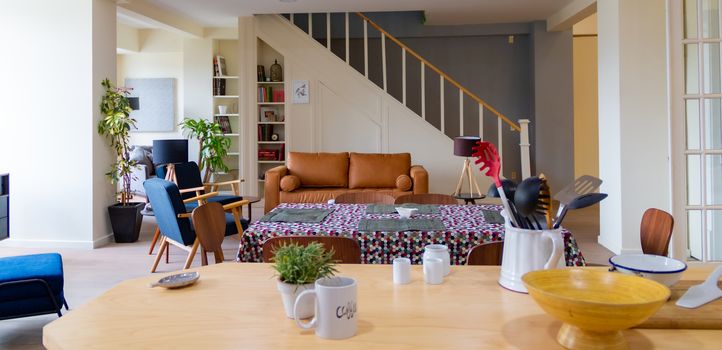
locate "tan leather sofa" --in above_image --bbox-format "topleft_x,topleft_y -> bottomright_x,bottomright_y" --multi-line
264,152 -> 429,213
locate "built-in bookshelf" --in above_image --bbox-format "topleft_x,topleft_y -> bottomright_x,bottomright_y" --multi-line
212,39 -> 241,183
256,39 -> 286,193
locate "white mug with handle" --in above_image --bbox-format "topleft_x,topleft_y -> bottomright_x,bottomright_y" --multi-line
294,277 -> 357,340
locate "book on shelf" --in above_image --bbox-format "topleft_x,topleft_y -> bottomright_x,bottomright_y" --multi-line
258,86 -> 285,103
273,90 -> 285,103
258,149 -> 279,161
215,55 -> 226,76
214,116 -> 232,133
279,143 -> 285,161
213,78 -> 226,96
257,124 -> 274,141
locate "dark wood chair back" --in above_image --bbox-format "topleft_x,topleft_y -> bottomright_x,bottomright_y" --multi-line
191,202 -> 226,265
262,236 -> 362,264
394,194 -> 460,205
640,208 -> 674,256
335,192 -> 395,204
466,241 -> 504,266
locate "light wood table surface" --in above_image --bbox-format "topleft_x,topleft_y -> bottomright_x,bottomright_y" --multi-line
43,263 -> 722,349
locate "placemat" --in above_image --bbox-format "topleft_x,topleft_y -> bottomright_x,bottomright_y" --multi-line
260,208 -> 334,223
358,218 -> 446,232
481,210 -> 505,224
365,203 -> 440,214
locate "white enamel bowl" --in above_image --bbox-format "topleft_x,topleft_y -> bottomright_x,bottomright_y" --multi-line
609,254 -> 687,287
396,207 -> 418,219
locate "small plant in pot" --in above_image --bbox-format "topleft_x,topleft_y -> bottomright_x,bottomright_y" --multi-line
97,78 -> 144,243
271,242 -> 337,318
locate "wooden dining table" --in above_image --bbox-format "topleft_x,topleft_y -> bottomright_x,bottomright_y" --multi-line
43,263 -> 722,349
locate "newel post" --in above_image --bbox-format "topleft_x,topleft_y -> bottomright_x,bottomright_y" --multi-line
519,119 -> 531,179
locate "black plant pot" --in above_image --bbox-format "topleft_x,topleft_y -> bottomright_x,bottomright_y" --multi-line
108,202 -> 144,243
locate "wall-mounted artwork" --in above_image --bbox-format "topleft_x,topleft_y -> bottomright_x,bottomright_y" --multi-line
292,80 -> 309,104
124,78 -> 175,132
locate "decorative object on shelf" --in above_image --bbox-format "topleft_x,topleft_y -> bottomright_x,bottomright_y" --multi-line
271,242 -> 338,318
125,78 -> 175,132
292,80 -> 309,104
217,105 -> 228,115
97,78 -> 145,243
214,116 -> 232,134
270,59 -> 283,82
257,65 -> 266,82
214,55 -> 226,76
179,118 -> 231,182
271,133 -> 280,141
452,136 -> 483,197
264,110 -> 276,122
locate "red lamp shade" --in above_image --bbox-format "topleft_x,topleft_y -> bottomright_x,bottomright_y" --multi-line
453,136 -> 481,157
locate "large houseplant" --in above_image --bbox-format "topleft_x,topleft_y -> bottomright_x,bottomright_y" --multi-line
271,242 -> 337,318
97,78 -> 144,243
179,118 -> 231,182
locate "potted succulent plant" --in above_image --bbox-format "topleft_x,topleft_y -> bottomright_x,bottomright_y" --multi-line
271,242 -> 337,318
178,118 -> 231,182
97,78 -> 144,243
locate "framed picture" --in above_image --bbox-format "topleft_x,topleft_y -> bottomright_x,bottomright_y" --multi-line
260,107 -> 276,122
292,80 -> 309,104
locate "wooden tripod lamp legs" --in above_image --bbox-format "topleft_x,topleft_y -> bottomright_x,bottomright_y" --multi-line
453,158 -> 482,197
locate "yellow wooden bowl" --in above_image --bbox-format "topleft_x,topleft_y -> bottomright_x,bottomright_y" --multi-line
522,268 -> 670,350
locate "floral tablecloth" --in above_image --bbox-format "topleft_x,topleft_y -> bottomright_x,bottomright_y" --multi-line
237,203 -> 586,266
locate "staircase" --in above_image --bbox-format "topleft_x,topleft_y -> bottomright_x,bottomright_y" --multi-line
253,13 -> 531,193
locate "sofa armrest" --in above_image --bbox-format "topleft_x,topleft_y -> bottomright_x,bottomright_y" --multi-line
264,166 -> 288,214
409,165 -> 428,194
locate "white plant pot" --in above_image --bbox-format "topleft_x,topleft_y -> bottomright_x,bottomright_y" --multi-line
277,281 -> 315,319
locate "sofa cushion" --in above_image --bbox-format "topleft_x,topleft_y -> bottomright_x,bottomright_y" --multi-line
280,175 -> 301,192
349,153 -> 411,189
280,188 -> 412,204
287,152 -> 349,188
396,175 -> 412,191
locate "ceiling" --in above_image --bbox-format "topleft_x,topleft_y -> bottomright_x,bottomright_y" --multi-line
141,0 -> 575,27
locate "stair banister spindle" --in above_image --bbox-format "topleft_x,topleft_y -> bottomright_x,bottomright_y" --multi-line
345,12 -> 350,64
308,13 -> 312,36
402,49 -> 406,106
519,119 -> 531,179
290,13 -> 294,25
459,90 -> 464,136
497,117 -> 503,171
478,104 -> 484,140
421,62 -> 426,120
382,33 -> 387,91
326,13 -> 331,50
363,19 -> 369,78
440,75 -> 445,134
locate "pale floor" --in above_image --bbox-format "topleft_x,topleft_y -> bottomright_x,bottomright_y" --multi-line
0,201 -> 610,349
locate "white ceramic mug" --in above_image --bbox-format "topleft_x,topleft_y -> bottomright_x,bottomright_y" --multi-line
217,105 -> 228,114
498,211 -> 564,293
423,244 -> 450,276
294,277 -> 357,340
423,258 -> 444,284
393,257 -> 411,284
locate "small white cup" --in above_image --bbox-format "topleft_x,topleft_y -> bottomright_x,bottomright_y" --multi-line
423,258 -> 443,285
217,105 -> 228,114
393,258 -> 411,284
327,199 -> 336,205
396,207 -> 418,219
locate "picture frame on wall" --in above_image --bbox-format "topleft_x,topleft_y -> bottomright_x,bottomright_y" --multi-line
292,80 -> 309,104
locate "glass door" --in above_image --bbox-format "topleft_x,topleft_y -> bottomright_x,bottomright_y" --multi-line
684,0 -> 722,261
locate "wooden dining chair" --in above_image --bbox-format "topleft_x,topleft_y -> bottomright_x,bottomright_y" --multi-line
394,193 -> 460,205
334,192 -> 395,204
640,208 -> 674,256
191,202 -> 227,266
261,236 -> 362,264
466,241 -> 504,266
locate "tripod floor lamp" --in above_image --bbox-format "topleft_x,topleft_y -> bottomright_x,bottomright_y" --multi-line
452,136 -> 483,197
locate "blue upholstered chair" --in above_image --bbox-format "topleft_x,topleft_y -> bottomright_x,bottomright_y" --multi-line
143,178 -> 249,272
156,161 -> 244,210
0,253 -> 68,320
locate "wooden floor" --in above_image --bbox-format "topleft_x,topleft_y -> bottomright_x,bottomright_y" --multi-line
0,201 -> 611,349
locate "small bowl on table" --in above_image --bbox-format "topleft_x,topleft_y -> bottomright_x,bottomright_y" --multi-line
609,254 -> 687,287
522,268 -> 670,350
396,207 -> 418,219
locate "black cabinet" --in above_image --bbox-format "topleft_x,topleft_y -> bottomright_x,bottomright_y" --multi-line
0,174 -> 8,241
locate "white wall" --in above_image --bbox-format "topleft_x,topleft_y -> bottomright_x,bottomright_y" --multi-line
597,0 -> 670,254
0,0 -> 116,248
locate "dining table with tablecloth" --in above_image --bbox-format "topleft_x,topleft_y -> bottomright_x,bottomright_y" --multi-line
237,203 -> 586,266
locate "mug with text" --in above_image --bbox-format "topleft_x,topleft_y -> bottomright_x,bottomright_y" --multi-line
294,276 -> 358,340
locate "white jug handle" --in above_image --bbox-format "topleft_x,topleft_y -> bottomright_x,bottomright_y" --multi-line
294,290 -> 318,330
542,231 -> 565,269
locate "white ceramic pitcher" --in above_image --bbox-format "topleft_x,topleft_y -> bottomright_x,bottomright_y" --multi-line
498,211 -> 564,293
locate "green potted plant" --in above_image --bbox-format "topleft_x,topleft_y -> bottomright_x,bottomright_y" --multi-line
97,78 -> 144,243
271,242 -> 337,318
179,118 -> 231,182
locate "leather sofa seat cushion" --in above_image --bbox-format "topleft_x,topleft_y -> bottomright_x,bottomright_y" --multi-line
349,153 -> 411,189
287,152 -> 349,188
280,175 -> 301,192
280,188 -> 412,204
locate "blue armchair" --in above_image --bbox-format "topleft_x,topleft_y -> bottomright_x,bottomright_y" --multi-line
143,178 -> 249,272
156,161 -> 244,210
0,253 -> 68,320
